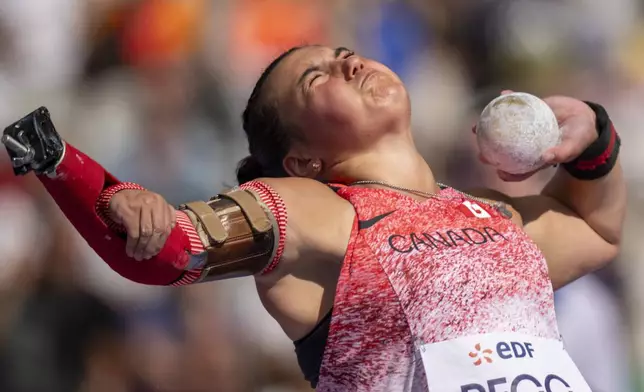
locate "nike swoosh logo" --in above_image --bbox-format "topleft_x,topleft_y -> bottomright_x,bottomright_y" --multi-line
358,210 -> 396,230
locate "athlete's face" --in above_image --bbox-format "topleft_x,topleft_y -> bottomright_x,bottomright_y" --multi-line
264,46 -> 410,173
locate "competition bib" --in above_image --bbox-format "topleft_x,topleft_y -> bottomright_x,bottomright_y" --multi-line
420,333 -> 591,391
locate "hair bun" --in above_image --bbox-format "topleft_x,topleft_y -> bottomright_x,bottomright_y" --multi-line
236,155 -> 264,184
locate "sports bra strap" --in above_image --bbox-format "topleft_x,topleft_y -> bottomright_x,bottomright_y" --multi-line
325,182 -> 347,193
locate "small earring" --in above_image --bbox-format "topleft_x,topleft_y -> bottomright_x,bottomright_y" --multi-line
312,161 -> 321,172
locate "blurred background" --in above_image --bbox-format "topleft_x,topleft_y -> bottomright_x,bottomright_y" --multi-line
0,0 -> 642,391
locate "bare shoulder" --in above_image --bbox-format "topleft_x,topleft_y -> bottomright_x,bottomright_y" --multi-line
254,177 -> 355,259
256,177 -> 351,209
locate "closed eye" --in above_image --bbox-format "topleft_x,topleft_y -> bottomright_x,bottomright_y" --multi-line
309,73 -> 322,87
304,49 -> 356,88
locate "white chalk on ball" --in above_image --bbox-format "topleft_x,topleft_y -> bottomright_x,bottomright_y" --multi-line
476,92 -> 561,175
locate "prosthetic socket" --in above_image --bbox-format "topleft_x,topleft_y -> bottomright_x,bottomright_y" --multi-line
179,189 -> 278,282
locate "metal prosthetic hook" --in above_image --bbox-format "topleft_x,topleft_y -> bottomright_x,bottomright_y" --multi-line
1,131 -> 35,168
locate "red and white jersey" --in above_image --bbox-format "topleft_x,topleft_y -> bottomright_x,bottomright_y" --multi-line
317,186 -> 560,391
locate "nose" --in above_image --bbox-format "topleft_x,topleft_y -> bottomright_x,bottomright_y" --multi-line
341,56 -> 364,81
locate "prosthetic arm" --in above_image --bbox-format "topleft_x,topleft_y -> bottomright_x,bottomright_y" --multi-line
1,108 -> 286,285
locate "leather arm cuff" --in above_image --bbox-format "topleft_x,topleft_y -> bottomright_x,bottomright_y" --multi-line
178,186 -> 280,282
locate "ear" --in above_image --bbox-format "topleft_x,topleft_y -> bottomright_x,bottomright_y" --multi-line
283,153 -> 322,178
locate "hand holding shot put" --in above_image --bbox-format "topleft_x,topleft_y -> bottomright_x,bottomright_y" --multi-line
475,90 -> 601,182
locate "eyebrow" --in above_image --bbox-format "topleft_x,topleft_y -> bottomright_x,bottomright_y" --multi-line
298,65 -> 321,86
297,47 -> 352,86
334,46 -> 351,58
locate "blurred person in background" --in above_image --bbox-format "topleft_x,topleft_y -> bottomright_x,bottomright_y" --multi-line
77,0 -> 240,204
555,266 -> 632,392
0,196 -> 129,392
0,171 -> 47,335
0,0 -> 84,128
228,0 -> 329,96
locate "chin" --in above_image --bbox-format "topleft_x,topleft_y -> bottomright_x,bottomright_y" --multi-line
373,86 -> 410,117
372,81 -> 408,103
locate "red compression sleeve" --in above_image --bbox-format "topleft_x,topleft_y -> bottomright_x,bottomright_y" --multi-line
37,143 -> 196,285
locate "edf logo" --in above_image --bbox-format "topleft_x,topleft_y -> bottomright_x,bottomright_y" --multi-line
469,341 -> 535,366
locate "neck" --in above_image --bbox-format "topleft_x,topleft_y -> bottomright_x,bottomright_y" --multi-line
326,138 -> 439,195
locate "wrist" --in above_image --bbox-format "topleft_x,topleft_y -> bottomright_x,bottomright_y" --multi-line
96,182 -> 146,231
585,103 -> 597,142
562,102 -> 620,180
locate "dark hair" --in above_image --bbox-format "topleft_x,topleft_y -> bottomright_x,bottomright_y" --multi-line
236,46 -> 303,184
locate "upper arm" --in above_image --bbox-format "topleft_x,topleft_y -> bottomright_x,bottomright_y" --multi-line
250,178 -> 355,339
257,177 -> 355,264
178,177 -> 353,285
469,188 -> 618,289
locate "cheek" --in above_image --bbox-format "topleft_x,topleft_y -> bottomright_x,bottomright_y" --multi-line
368,61 -> 400,81
309,81 -> 362,122
298,86 -> 362,150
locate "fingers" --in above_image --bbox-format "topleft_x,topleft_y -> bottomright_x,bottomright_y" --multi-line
478,152 -> 492,165
542,138 -> 581,164
133,206 -> 153,261
140,201 -> 173,260
542,150 -> 557,164
116,191 -> 174,260
124,209 -> 140,258
543,148 -> 576,165
168,204 -> 176,229
496,163 -> 557,182
496,169 -> 538,182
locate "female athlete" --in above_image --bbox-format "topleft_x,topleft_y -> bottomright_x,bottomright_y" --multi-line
2,45 -> 625,391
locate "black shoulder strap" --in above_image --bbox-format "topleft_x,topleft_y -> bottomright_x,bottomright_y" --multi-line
323,181 -> 346,193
